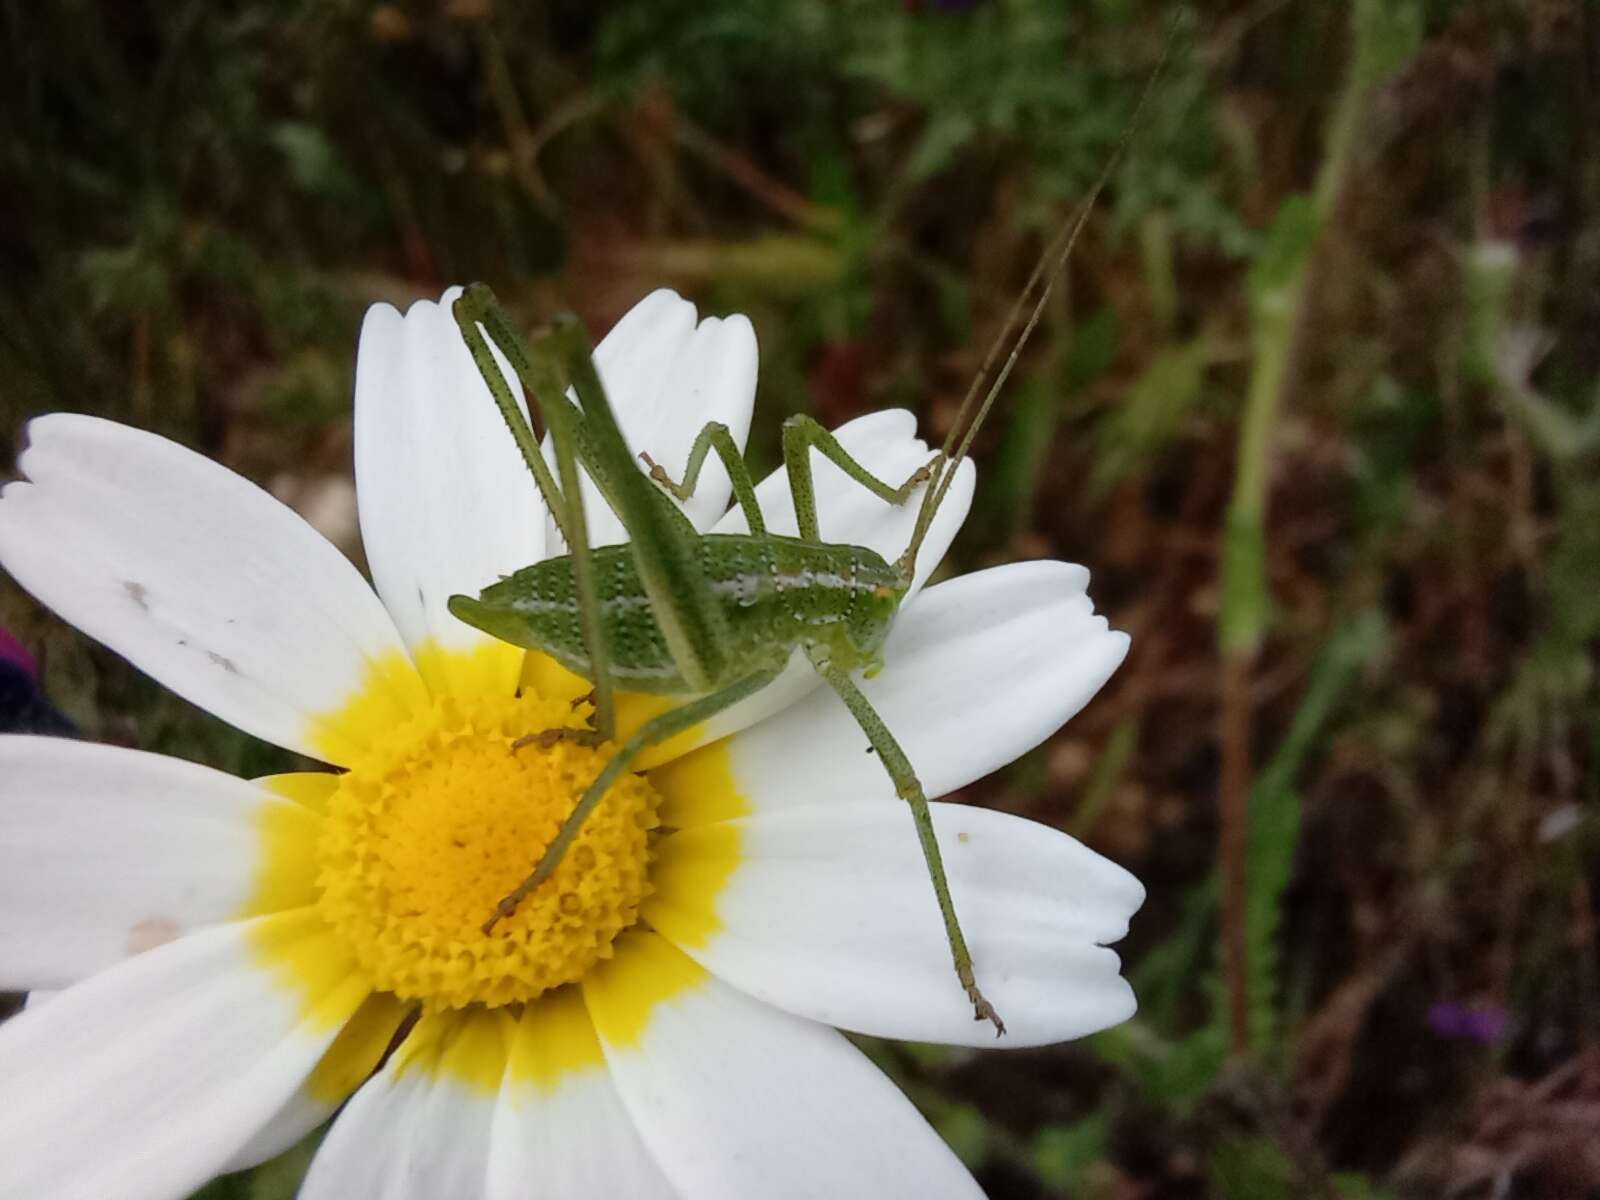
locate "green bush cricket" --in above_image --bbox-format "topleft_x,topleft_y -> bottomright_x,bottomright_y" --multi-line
444,51 -> 1165,1036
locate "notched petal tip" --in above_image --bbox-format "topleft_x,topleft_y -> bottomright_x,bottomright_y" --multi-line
635,285 -> 692,312
1104,624 -> 1133,659
11,411 -> 92,479
357,299 -> 404,335
403,283 -> 467,321
360,284 -> 470,346
1095,863 -> 1148,931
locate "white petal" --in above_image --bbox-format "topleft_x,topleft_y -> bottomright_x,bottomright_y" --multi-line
652,408 -> 975,756
550,289 -> 758,547
0,735 -> 320,991
302,1013 -> 501,1200
648,802 -> 1143,1049
355,288 -> 544,696
225,990 -> 413,1174
307,996 -> 679,1200
694,560 -> 1128,819
585,932 -> 983,1200
0,415 -> 422,765
221,1090 -> 333,1174
712,407 -> 971,588
487,988 -> 678,1200
0,912 -> 368,1200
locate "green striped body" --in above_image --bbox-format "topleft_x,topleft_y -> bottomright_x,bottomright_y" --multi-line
449,534 -> 907,694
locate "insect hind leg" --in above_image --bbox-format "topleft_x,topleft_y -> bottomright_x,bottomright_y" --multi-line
811,652 -> 1005,1035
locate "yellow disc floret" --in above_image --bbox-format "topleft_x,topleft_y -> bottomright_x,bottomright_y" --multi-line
316,692 -> 660,1010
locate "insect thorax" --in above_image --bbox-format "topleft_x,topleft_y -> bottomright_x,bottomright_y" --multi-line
451,534 -> 905,695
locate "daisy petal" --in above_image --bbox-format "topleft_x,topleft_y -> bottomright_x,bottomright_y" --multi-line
221,1091 -> 334,1175
305,993 -> 677,1200
0,735 -> 320,991
646,802 -> 1144,1049
711,407 -> 972,593
0,911 -> 368,1200
552,289 -> 758,547
223,990 -> 413,1173
301,1011 -> 503,1200
585,932 -> 984,1199
651,409 -> 976,756
0,415 -> 424,765
355,288 -> 543,696
487,988 -> 678,1200
660,560 -> 1127,824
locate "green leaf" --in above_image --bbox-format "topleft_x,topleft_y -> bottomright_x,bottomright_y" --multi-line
985,306 -> 1119,534
1247,194 -> 1316,320
1088,1021 -> 1228,1112
1064,307 -> 1121,392
1332,1170 -> 1399,1200
1244,613 -> 1387,1056
1033,1116 -> 1110,1191
1209,1134 -> 1297,1200
1350,0 -> 1424,92
1459,240 -> 1519,390
1219,508 -> 1269,654
1090,337 -> 1207,495
270,123 -> 360,202
932,1101 -> 991,1167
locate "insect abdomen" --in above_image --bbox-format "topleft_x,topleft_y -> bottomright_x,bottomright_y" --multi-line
450,534 -> 902,695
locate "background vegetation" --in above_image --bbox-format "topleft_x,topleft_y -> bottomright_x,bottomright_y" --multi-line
2,1 -> 1597,1196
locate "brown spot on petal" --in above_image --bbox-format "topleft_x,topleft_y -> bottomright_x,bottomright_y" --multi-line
205,650 -> 240,675
127,916 -> 181,955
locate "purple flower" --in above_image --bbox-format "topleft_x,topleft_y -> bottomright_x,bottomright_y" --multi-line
1426,1001 -> 1510,1044
0,625 -> 37,677
0,626 -> 75,736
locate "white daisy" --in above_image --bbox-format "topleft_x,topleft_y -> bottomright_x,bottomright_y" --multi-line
0,288 -> 1142,1200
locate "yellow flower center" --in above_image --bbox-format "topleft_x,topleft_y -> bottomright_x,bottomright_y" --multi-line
315,691 -> 660,1010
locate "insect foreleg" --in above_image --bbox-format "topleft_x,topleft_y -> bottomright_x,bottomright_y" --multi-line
641,420 -> 768,536
452,285 -> 576,546
454,287 -> 616,742
811,654 -> 1006,1036
560,319 -> 732,692
483,667 -> 781,933
781,415 -> 939,548
533,324 -> 618,742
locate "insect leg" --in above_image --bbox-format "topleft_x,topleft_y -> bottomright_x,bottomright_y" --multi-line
812,655 -> 1006,1036
780,415 -> 939,544
640,420 -> 768,536
453,286 -> 616,743
451,285 -> 576,545
483,667 -> 781,933
560,317 -> 732,693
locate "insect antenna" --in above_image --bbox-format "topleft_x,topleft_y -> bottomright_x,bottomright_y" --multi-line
897,23 -> 1178,582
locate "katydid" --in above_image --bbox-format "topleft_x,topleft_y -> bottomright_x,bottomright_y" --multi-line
446,287 -> 1018,1029
444,53 -> 1165,1036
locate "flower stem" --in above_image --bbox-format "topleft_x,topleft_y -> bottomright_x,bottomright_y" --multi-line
1218,0 -> 1416,1059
